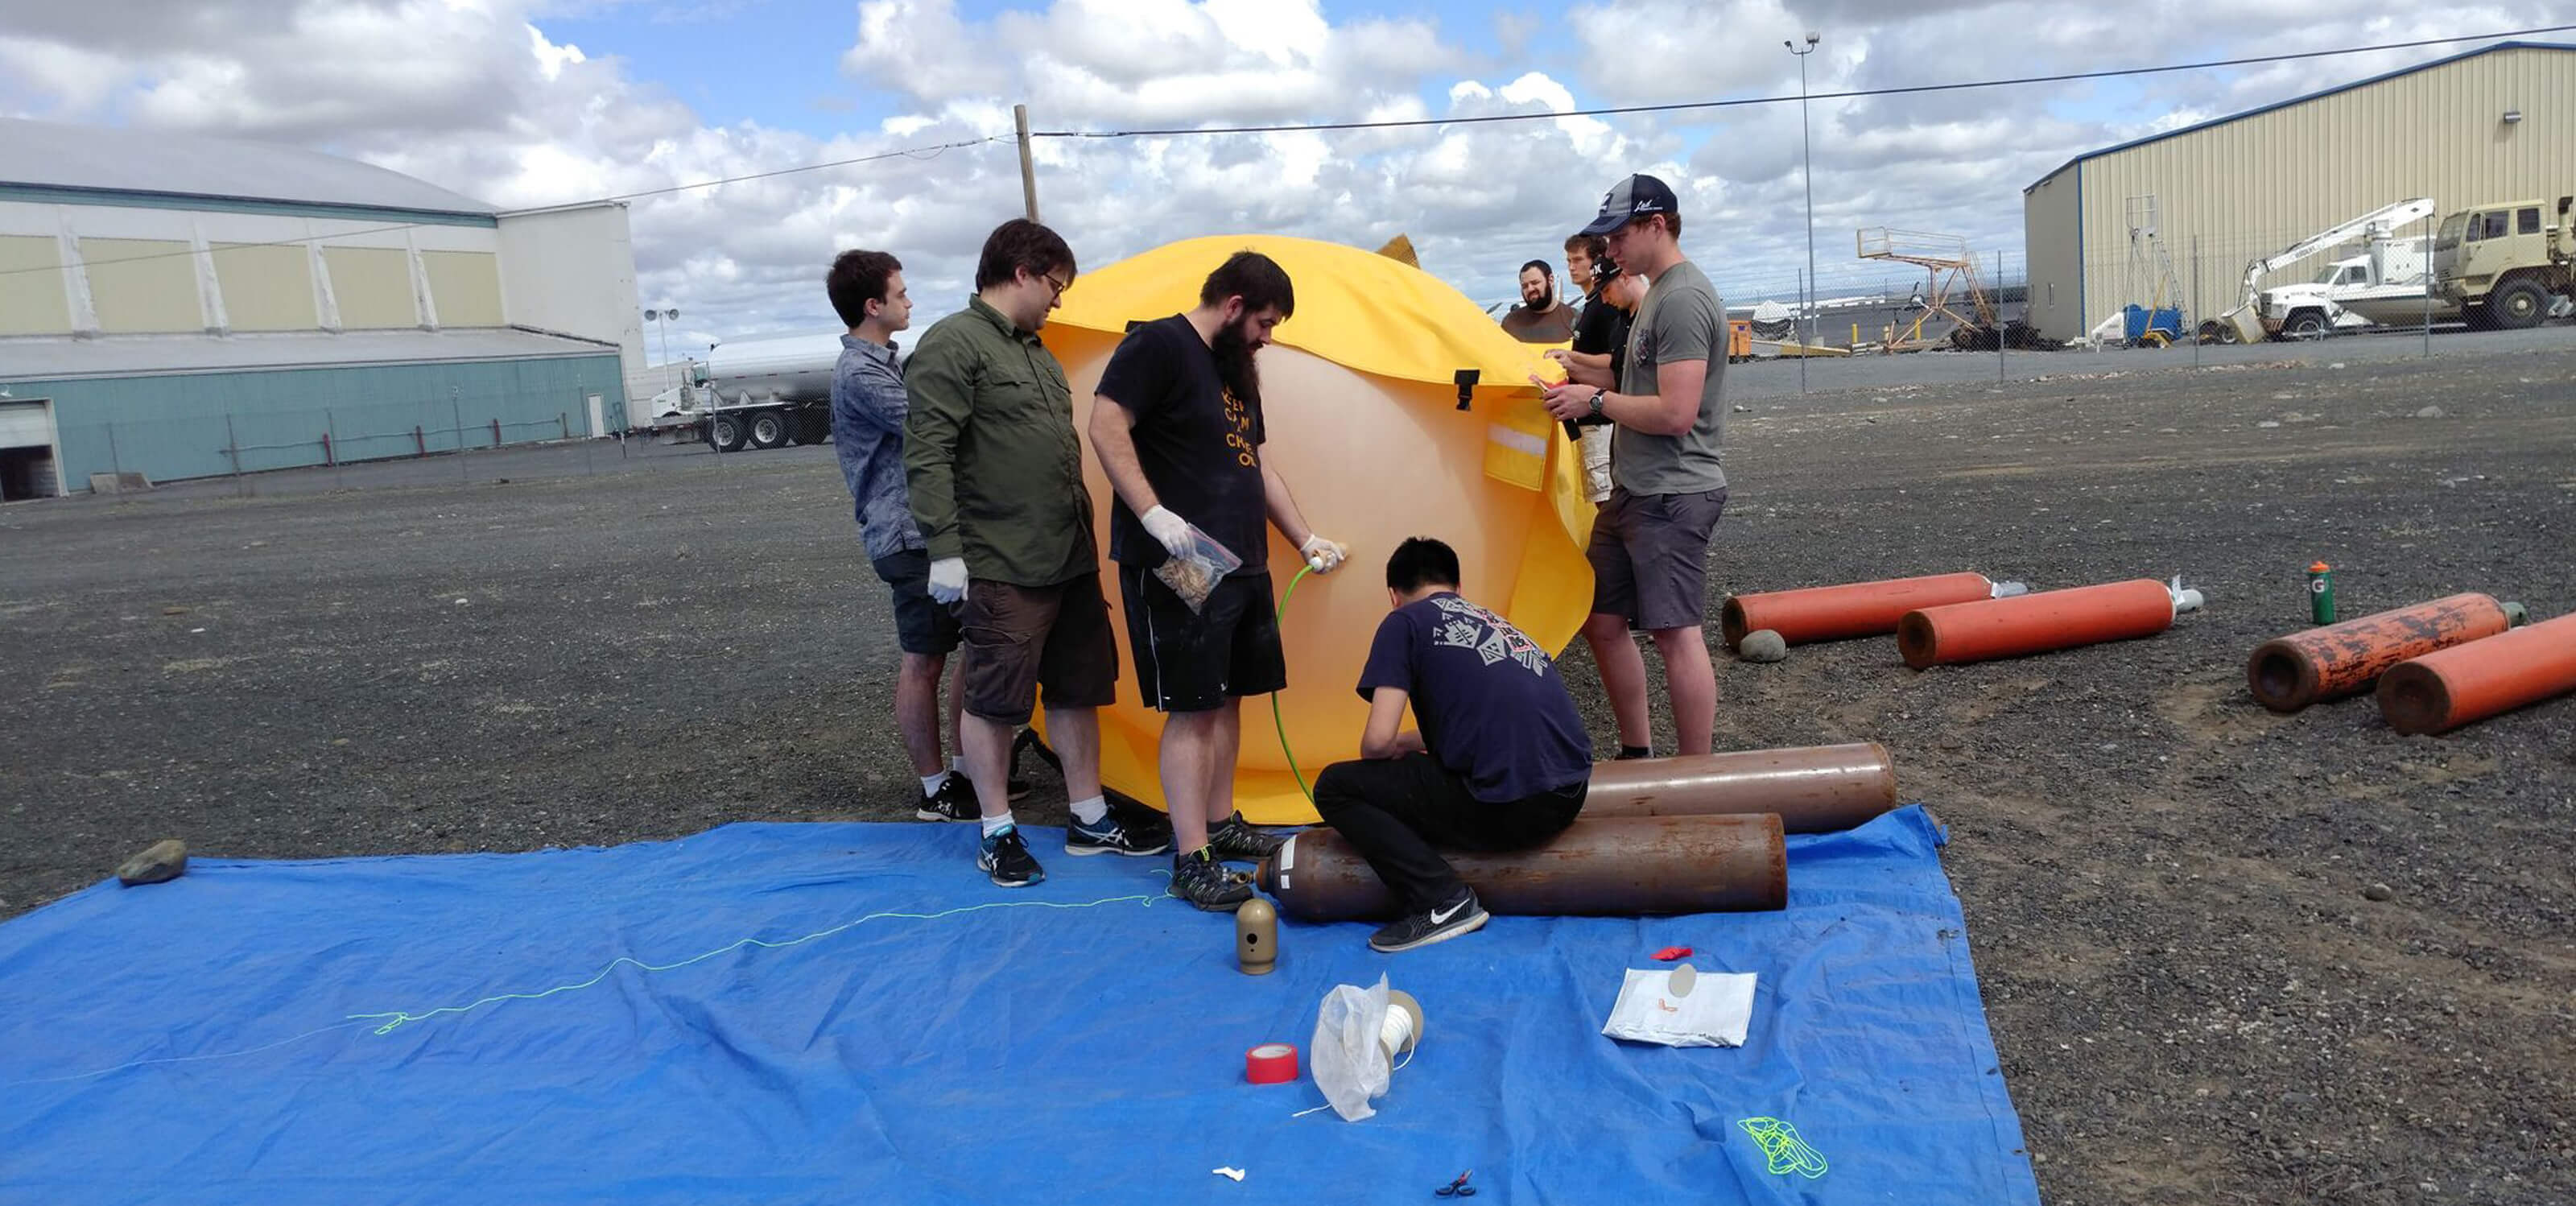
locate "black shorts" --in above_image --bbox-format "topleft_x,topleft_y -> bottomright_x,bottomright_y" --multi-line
870,550 -> 964,657
1119,566 -> 1286,712
957,575 -> 1121,726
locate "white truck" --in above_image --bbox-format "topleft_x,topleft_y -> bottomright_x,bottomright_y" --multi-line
646,334 -> 844,452
2251,234 -> 2456,337
2434,195 -> 2576,329
2217,198 -> 2438,343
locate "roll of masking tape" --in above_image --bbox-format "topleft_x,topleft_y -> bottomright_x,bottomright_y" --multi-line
1246,1043 -> 1299,1084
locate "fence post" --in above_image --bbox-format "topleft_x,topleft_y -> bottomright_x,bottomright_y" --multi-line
452,390 -> 467,484
324,408 -> 338,466
489,417 -> 502,448
2191,234 -> 2202,368
559,412 -> 569,440
106,422 -> 123,481
1996,250 -> 2005,382
225,412 -> 241,477
2422,224 -> 2434,358
414,426 -> 426,457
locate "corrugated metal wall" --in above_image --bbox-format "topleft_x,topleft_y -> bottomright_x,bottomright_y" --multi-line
13,353 -> 625,485
2022,172 -> 2084,338
2024,44 -> 2575,340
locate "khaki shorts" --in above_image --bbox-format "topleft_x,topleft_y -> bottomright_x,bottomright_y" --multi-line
1587,485 -> 1727,632
957,574 -> 1120,726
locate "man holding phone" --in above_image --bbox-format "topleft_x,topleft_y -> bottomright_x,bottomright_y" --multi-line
1540,175 -> 1729,761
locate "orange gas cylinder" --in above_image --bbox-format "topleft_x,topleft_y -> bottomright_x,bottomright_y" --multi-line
2377,611 -> 2576,734
1899,579 -> 2179,670
1721,572 -> 1998,648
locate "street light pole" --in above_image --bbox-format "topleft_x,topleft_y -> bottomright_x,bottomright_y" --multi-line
1787,31 -> 1820,395
644,308 -> 679,394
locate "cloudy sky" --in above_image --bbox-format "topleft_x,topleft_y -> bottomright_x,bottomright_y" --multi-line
4,0 -> 2567,353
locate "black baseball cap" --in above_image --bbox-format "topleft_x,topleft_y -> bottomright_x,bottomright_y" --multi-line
1579,174 -> 1679,237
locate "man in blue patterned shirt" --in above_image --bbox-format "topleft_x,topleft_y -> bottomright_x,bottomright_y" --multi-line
828,249 -> 987,823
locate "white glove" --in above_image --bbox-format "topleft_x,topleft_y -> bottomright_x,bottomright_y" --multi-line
1140,505 -> 1195,559
1300,535 -> 1348,574
927,556 -> 969,605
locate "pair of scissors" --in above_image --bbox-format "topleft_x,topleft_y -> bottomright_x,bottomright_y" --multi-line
1435,1171 -> 1476,1197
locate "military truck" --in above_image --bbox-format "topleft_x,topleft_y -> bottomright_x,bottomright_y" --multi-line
2432,195 -> 2575,329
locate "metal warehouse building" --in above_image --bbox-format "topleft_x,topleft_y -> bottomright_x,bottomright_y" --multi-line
0,119 -> 649,498
2022,40 -> 2576,342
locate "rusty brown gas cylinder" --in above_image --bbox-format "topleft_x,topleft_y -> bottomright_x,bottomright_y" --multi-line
2247,593 -> 2512,712
1582,743 -> 1895,833
1255,813 -> 1786,923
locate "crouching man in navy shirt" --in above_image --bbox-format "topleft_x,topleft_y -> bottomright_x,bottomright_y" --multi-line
1312,537 -> 1592,952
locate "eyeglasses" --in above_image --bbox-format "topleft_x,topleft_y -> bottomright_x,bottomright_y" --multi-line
1038,271 -> 1072,301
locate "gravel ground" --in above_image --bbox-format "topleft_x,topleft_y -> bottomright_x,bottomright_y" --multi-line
5,341 -> 2574,1204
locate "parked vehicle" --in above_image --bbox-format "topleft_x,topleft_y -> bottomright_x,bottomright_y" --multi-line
2215,198 -> 2436,343
2252,234 -> 2456,337
2434,195 -> 2576,329
646,335 -> 840,452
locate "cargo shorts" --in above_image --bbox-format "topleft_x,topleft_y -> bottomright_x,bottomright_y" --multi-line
1587,485 -> 1728,633
956,574 -> 1120,726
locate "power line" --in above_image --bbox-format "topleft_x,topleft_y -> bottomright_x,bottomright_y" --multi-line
1032,26 -> 2576,138
0,136 -> 999,279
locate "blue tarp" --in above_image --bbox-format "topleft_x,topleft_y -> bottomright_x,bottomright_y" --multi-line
0,807 -> 2036,1205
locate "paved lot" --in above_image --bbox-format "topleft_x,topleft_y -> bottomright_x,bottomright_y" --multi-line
6,337 -> 2574,1204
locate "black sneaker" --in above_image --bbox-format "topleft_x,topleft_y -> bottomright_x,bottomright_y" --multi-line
1368,889 -> 1488,952
916,774 -> 980,822
1207,812 -> 1285,862
1108,796 -> 1174,848
1065,810 -> 1170,857
1169,848 -> 1253,911
978,826 -> 1045,888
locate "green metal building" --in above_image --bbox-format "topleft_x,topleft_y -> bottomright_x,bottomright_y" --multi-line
0,119 -> 648,497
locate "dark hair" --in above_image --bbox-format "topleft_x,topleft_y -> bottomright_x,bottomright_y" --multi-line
827,250 -> 902,328
1520,259 -> 1553,279
974,218 -> 1075,292
1385,537 -> 1461,593
1564,233 -> 1608,262
1199,250 -> 1294,318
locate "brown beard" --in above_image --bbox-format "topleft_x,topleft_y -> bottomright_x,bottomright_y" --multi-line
1213,320 -> 1260,407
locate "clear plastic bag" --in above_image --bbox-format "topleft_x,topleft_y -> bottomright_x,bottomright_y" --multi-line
1153,524 -> 1243,615
1310,974 -> 1393,1121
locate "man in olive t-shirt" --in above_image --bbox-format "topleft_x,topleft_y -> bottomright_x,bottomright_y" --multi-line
1541,174 -> 1728,760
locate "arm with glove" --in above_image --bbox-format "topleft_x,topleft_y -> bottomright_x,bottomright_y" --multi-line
901,335 -> 975,605
1089,394 -> 1196,561
1261,461 -> 1344,574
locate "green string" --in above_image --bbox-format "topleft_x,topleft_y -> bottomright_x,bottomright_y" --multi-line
1736,1116 -> 1830,1179
1273,564 -> 1316,803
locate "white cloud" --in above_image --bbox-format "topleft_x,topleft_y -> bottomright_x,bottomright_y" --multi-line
5,0 -> 2570,338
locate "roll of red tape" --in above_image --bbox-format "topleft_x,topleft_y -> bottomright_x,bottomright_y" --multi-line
1245,1043 -> 1298,1084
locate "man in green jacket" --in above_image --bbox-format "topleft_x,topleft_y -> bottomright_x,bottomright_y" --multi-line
905,219 -> 1170,888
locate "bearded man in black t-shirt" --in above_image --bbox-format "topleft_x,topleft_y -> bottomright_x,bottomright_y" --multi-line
1088,251 -> 1350,910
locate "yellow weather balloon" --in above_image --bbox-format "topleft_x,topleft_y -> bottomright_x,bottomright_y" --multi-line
1038,235 -> 1595,825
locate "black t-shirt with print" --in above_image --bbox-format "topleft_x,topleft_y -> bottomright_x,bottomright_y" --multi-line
1356,592 -> 1593,803
1096,315 -> 1269,572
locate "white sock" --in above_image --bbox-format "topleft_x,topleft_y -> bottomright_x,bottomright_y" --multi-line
1068,795 -> 1109,825
980,812 -> 1016,838
948,755 -> 964,774
920,770 -> 952,796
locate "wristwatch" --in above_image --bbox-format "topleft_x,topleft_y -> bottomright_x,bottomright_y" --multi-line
1588,390 -> 1608,417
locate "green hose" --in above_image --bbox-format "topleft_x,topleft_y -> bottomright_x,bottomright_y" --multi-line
1272,564 -> 1316,803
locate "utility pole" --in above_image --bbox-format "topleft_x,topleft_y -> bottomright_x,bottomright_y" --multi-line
1014,103 -> 1040,223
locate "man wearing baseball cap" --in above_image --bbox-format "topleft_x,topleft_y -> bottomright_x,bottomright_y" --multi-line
1540,174 -> 1728,759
